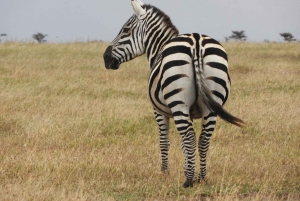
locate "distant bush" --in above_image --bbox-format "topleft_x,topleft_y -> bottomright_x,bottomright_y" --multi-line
32,32 -> 47,43
280,32 -> 296,42
225,30 -> 247,42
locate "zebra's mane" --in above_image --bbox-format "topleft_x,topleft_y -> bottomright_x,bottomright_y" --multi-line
144,4 -> 179,36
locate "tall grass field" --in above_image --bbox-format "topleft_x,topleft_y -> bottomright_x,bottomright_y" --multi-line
0,42 -> 299,200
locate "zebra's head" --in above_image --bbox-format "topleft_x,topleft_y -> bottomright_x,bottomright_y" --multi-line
103,0 -> 148,70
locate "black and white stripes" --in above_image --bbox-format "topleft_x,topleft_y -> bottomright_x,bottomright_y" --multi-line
103,0 -> 245,188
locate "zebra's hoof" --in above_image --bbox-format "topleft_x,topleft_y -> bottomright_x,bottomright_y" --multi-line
183,179 -> 193,188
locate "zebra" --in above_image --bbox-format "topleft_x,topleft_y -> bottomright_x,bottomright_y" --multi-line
103,0 -> 245,188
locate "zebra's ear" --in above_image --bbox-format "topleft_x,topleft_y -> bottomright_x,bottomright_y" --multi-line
135,0 -> 144,6
131,0 -> 146,20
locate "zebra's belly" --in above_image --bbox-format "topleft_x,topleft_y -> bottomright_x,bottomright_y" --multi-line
150,90 -> 204,119
152,101 -> 204,119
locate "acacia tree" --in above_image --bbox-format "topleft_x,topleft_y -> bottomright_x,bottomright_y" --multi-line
279,32 -> 296,42
227,30 -> 247,42
32,33 -> 47,43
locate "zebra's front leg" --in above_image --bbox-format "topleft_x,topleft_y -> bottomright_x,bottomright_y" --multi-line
154,110 -> 170,173
174,115 -> 196,188
198,112 -> 217,182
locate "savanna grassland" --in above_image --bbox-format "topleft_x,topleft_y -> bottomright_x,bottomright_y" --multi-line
0,42 -> 299,200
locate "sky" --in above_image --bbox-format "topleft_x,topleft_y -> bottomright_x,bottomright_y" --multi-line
1,0 -> 300,43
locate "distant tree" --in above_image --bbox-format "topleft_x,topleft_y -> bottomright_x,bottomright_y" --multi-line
32,32 -> 47,43
0,33 -> 7,42
227,30 -> 247,42
279,32 -> 296,42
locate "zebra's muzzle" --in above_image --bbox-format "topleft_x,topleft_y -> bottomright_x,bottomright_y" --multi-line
103,46 -> 120,70
104,56 -> 120,70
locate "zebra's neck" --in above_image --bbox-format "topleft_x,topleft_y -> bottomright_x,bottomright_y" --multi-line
143,5 -> 179,68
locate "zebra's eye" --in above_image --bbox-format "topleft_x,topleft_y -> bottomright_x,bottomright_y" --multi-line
123,27 -> 131,33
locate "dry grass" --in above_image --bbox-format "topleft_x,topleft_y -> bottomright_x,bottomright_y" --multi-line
0,41 -> 299,200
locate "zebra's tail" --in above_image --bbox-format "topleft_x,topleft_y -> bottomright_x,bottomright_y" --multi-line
193,54 -> 246,127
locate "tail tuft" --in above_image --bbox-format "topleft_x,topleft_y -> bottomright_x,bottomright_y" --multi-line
200,83 -> 246,127
208,99 -> 246,127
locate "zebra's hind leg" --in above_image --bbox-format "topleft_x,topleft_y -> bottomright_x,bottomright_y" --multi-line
154,110 -> 170,173
173,113 -> 196,188
198,112 -> 217,183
